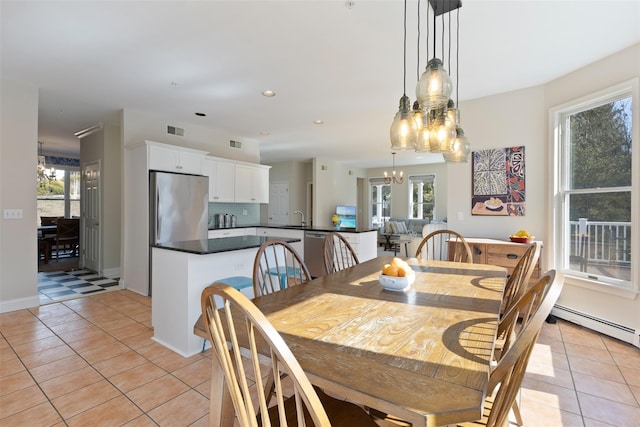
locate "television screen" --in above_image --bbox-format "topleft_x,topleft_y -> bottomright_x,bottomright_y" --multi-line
336,205 -> 356,216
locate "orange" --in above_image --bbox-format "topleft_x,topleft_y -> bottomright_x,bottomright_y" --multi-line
382,264 -> 399,277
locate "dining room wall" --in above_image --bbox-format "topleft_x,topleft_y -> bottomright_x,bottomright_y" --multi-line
0,77 -> 40,312
445,43 -> 640,342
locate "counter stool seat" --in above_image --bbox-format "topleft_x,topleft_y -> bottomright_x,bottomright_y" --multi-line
200,275 -> 253,352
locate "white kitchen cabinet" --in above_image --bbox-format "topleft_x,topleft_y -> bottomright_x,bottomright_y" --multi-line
338,231 -> 377,263
204,158 -> 235,202
148,142 -> 205,174
235,164 -> 270,204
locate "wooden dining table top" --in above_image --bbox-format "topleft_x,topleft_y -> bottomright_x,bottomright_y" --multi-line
194,256 -> 507,427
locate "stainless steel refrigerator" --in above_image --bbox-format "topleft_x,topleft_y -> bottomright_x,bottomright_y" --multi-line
149,171 -> 209,293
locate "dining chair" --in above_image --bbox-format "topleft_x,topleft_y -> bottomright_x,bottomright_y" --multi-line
200,283 -> 378,426
54,218 -> 80,259
455,270 -> 563,427
40,216 -> 60,226
414,229 -> 473,263
500,242 -> 542,316
322,232 -> 359,275
253,240 -> 311,298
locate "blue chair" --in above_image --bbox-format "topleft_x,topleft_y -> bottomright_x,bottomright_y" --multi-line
201,275 -> 253,352
253,240 -> 310,297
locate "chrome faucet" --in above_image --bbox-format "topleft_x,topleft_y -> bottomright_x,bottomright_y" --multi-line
294,210 -> 306,227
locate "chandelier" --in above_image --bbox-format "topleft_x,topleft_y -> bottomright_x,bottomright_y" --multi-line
383,152 -> 404,184
37,141 -> 55,187
390,0 -> 471,163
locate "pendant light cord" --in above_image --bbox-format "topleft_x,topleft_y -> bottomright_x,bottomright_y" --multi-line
403,0 -> 407,96
416,0 -> 421,80
456,7 -> 460,105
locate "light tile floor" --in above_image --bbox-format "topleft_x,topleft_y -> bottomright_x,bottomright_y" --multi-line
1,289 -> 639,426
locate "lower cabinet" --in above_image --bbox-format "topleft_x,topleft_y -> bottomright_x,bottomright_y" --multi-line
256,228 -> 304,257
208,228 -> 256,239
453,238 -> 543,284
338,231 -> 377,263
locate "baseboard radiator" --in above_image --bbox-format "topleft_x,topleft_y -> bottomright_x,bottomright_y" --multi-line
552,304 -> 640,348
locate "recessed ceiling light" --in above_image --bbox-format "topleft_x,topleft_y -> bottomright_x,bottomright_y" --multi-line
195,112 -> 206,117
261,90 -> 276,97
313,119 -> 324,125
259,131 -> 270,136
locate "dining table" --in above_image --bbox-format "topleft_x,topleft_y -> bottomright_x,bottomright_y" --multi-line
194,255 -> 507,427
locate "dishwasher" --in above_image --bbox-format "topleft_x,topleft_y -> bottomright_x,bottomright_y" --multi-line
304,231 -> 329,278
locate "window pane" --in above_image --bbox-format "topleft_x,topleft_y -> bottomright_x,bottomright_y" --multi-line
565,192 -> 631,284
569,98 -> 632,189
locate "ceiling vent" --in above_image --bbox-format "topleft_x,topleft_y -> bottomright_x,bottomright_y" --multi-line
167,125 -> 184,136
230,140 -> 242,149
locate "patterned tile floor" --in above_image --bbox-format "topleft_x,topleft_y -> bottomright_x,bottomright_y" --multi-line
38,270 -> 120,305
3,289 -> 638,426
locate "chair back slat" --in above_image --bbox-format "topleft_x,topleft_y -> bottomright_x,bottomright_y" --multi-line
322,232 -> 359,275
415,229 -> 473,263
201,283 -> 331,427
501,242 -> 542,315
253,240 -> 311,298
486,270 -> 563,427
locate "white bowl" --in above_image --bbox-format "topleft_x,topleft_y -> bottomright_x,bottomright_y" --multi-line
379,272 -> 415,292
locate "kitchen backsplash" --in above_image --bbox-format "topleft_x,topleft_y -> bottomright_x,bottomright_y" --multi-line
208,203 -> 260,227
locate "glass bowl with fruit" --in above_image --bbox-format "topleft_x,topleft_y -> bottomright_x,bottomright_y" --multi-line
509,229 -> 534,243
379,258 -> 415,291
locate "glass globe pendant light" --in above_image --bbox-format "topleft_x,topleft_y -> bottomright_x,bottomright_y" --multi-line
390,0 -> 417,151
443,126 -> 471,162
416,57 -> 452,109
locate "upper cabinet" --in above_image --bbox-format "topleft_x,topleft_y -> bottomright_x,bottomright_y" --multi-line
148,142 -> 206,175
234,164 -> 269,203
204,158 -> 235,203
204,156 -> 270,204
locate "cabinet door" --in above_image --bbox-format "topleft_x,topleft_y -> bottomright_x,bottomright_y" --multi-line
149,145 -> 178,172
253,167 -> 269,203
149,145 -> 203,174
209,161 -> 235,202
234,164 -> 254,203
177,151 -> 203,174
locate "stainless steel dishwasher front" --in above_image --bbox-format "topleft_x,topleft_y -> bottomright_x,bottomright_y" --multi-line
304,231 -> 328,278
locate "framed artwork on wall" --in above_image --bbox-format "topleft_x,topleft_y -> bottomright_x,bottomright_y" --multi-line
471,146 -> 525,216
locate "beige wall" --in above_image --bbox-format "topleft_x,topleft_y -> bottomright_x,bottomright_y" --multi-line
0,78 -> 40,312
365,162 -> 449,222
312,158 -> 360,227
79,122 -> 122,276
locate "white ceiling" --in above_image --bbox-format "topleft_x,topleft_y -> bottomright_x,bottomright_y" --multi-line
2,0 -> 639,169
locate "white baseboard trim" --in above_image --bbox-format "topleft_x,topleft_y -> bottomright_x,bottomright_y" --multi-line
552,304 -> 639,348
102,267 -> 121,279
0,295 -> 40,313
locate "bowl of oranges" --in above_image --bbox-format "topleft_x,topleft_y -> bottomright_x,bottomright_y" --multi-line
379,258 -> 415,292
509,229 -> 535,243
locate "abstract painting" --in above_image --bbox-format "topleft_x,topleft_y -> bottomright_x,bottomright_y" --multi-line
471,146 -> 525,216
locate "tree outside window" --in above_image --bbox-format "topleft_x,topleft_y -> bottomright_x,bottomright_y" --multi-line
409,175 -> 435,220
555,85 -> 634,288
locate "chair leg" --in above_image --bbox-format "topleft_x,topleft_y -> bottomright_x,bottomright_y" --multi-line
512,400 -> 524,426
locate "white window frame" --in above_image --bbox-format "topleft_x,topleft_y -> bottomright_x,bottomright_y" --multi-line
369,178 -> 391,228
550,78 -> 639,297
408,174 -> 435,220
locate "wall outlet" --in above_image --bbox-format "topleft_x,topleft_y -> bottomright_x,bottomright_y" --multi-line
3,209 -> 23,219
242,209 -> 248,216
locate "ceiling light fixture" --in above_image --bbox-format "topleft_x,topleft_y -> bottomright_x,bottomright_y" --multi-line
313,119 -> 324,125
389,0 -> 417,151
392,0 -> 470,162
259,131 -> 270,136
261,90 -> 276,97
74,122 -> 103,138
37,141 -> 55,187
383,152 -> 404,184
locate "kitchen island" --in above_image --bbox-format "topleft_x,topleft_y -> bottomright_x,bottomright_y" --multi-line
151,235 -> 300,356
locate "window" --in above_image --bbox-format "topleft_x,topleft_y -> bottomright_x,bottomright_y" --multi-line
369,178 -> 391,228
553,80 -> 637,291
36,157 -> 80,225
409,175 -> 435,220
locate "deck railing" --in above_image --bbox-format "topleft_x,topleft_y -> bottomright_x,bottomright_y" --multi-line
569,220 -> 631,265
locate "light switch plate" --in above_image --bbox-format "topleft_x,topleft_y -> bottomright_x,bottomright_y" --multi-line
3,209 -> 23,219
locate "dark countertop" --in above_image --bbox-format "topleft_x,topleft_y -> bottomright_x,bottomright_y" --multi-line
208,224 -> 378,233
153,235 -> 301,255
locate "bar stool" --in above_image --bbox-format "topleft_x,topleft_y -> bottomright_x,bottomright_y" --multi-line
201,276 -> 253,352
